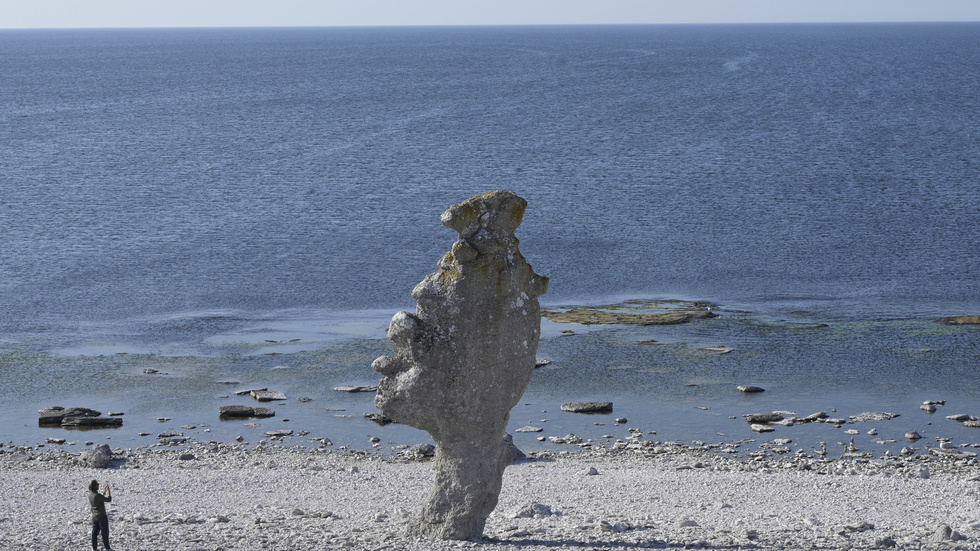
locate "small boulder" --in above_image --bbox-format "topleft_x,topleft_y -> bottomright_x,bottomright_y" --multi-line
403,443 -> 436,459
509,503 -> 553,519
78,444 -> 113,469
737,385 -> 765,393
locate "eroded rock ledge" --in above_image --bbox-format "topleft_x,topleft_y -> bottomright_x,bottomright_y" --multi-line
542,300 -> 717,326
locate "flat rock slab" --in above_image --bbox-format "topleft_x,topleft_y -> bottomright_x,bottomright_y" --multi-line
38,406 -> 101,426
234,388 -> 267,396
744,413 -> 784,424
935,315 -> 980,325
850,412 -> 900,422
218,405 -> 276,418
738,385 -> 766,393
251,390 -> 287,401
62,416 -> 123,427
333,385 -> 378,393
561,402 -> 614,413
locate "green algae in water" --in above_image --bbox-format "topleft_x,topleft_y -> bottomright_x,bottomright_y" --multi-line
542,300 -> 718,326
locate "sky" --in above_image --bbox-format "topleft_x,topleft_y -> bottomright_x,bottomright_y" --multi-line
1,0 -> 979,29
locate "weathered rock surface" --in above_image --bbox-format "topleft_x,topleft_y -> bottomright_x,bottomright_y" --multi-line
234,388 -> 267,396
251,390 -> 287,402
744,413 -> 784,424
542,307 -> 715,325
78,443 -> 113,468
62,416 -> 123,427
850,412 -> 900,422
39,406 -> 123,428
561,402 -> 614,413
363,412 -> 393,425
218,405 -> 276,418
333,385 -> 378,393
372,191 -> 548,540
38,406 -> 100,426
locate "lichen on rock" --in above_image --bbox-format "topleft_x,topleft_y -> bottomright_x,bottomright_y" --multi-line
372,190 -> 548,540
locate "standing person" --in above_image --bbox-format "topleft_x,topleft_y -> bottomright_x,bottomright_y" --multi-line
88,479 -> 113,551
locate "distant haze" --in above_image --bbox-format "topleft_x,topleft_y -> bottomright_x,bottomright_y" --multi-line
2,0 -> 980,29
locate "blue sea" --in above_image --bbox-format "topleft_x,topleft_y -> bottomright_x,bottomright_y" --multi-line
1,23 -> 978,456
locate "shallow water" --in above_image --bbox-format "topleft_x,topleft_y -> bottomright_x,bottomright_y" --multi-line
5,305 -> 978,459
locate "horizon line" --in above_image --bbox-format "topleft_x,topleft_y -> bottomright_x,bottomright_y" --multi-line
3,20 -> 979,31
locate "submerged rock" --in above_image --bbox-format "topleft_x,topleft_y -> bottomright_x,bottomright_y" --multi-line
333,385 -> 378,393
372,191 -> 547,540
363,412 -> 394,425
699,346 -> 734,353
935,315 -> 980,325
542,305 -> 715,326
62,416 -> 123,428
218,405 -> 275,418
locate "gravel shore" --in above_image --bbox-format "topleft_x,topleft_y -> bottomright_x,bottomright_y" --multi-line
4,442 -> 980,550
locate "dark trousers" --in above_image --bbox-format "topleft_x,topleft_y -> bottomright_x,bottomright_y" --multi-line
91,514 -> 110,550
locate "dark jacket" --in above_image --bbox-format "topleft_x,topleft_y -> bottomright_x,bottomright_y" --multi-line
89,491 -> 111,519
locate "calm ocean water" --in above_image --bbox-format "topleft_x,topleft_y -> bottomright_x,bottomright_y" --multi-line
1,24 -> 978,454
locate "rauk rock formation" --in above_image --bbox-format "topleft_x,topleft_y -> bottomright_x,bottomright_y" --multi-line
372,191 -> 548,540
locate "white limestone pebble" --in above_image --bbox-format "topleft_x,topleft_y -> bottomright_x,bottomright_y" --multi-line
4,444 -> 980,550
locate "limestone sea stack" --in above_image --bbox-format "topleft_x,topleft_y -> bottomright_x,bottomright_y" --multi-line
372,191 -> 548,540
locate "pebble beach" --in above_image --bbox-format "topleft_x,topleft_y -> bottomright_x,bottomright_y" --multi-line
4,439 -> 980,550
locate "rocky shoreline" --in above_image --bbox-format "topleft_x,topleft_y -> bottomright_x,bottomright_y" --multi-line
4,437 -> 980,550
